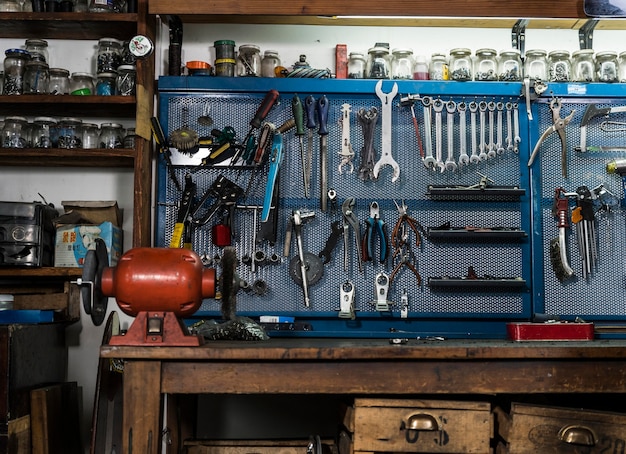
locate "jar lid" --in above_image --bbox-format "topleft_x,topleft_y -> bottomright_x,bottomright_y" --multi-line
5,48 -> 30,57
596,50 -> 618,58
263,50 -> 280,57
5,116 -> 28,123
117,65 -> 136,72
34,116 -> 57,124
82,122 -> 99,128
71,72 -> 95,79
450,47 -> 471,55
414,55 -> 427,63
26,60 -> 49,68
349,52 -> 365,58
572,49 -> 594,56
214,40 -> 235,47
430,52 -> 446,59
99,37 -> 122,46
475,48 -> 497,55
101,122 -> 123,128
25,38 -> 48,47
239,44 -> 260,51
392,48 -> 413,55
368,46 -> 389,54
525,49 -> 547,56
499,48 -> 521,56
97,72 -> 118,77
620,51 -> 626,58
49,67 -> 70,76
548,50 -> 570,57
60,117 -> 83,123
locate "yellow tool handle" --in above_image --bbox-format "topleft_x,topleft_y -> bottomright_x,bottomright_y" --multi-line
169,222 -> 185,248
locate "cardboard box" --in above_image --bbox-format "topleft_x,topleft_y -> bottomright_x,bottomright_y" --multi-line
54,201 -> 123,268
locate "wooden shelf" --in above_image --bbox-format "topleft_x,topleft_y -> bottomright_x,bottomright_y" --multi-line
0,267 -> 82,279
0,148 -> 135,167
0,95 -> 136,118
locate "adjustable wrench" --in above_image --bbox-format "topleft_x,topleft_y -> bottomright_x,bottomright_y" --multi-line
487,101 -> 497,159
457,101 -> 469,166
421,96 -> 436,170
445,100 -> 457,172
469,100 -> 480,164
505,102 -> 514,152
433,98 -> 445,171
478,100 -> 488,161
373,80 -> 400,182
496,102 -> 505,155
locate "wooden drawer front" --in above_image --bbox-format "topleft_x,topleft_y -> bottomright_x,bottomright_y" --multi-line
496,403 -> 626,453
353,399 -> 492,453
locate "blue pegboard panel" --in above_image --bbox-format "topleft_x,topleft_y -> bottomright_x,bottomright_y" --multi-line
156,77 -> 533,338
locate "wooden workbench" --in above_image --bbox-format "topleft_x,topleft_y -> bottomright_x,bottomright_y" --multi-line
100,338 -> 626,453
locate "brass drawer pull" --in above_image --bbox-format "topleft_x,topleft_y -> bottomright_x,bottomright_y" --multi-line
558,425 -> 596,446
402,413 -> 440,432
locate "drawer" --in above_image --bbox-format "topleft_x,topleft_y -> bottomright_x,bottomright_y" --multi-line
184,439 -> 336,454
351,398 -> 492,453
495,402 -> 626,453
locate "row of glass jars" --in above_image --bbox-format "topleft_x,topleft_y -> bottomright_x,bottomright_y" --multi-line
0,116 -> 135,149
0,0 -> 129,12
211,41 -> 283,78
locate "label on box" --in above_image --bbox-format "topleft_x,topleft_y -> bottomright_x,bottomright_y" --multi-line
54,222 -> 122,267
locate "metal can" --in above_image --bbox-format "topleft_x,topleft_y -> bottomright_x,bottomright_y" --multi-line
524,49 -> 548,81
3,48 -> 30,95
347,52 -> 366,79
548,50 -> 571,82
449,48 -> 472,81
214,40 -> 236,77
32,117 -> 57,148
498,49 -> 523,81
100,122 -> 123,148
391,48 -> 414,80
596,50 -> 619,83
429,53 -> 449,81
474,48 -> 497,81
23,60 -> 49,94
236,44 -> 261,77
571,49 -> 596,82
367,46 -> 391,79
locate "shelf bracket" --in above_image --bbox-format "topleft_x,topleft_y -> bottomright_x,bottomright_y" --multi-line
579,19 -> 599,50
511,19 -> 529,57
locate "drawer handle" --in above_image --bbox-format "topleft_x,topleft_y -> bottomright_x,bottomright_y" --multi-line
403,413 -> 440,432
558,425 -> 596,446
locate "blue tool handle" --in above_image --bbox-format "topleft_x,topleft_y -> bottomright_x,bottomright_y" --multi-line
261,133 -> 283,222
317,95 -> 329,135
305,95 -> 317,129
379,221 -> 389,263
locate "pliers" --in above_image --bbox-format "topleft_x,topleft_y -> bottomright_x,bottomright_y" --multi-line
361,201 -> 389,263
391,200 -> 422,249
342,197 -> 362,272
527,97 -> 575,178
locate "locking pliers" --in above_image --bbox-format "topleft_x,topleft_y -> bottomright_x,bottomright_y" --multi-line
527,97 -> 575,178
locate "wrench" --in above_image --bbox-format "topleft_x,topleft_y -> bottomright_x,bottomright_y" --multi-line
505,102 -> 514,152
458,101 -> 469,166
433,98 -> 445,172
478,100 -> 488,161
496,101 -> 505,155
487,101 -> 497,159
338,103 -> 355,174
421,96 -> 436,170
513,102 -> 521,153
445,100 -> 457,172
469,100 -> 480,164
373,80 -> 400,182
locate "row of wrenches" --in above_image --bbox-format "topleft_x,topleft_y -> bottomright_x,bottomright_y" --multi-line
410,96 -> 523,173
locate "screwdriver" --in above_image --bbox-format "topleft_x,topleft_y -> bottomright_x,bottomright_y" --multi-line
305,95 -> 317,199
231,89 -> 280,166
292,94 -> 308,198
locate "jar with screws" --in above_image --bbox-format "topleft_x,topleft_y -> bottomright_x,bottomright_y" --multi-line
100,122 -> 123,148
548,50 -> 571,82
596,50 -> 619,83
524,49 -> 548,81
391,48 -> 414,80
429,53 -> 449,81
261,50 -> 281,78
23,60 -> 49,94
498,49 -> 522,81
57,117 -> 83,148
82,122 -> 100,149
449,48 -> 472,81
25,39 -> 48,63
32,117 -> 56,148
236,44 -> 261,77
572,49 -> 596,82
3,48 -> 30,95
366,46 -> 391,79
96,38 -> 122,73
70,72 -> 95,95
48,67 -> 70,94
346,52 -> 365,79
1,116 -> 28,148
123,127 -> 136,148
474,48 -> 497,81
116,65 -> 135,95
619,51 -> 626,82
96,71 -> 117,95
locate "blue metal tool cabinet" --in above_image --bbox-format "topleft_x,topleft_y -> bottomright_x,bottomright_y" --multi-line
156,77 -> 626,339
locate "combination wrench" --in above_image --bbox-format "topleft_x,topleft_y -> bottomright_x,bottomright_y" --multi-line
505,102 -> 514,152
496,101 -> 505,155
478,100 -> 488,161
457,101 -> 469,166
372,80 -> 400,182
469,100 -> 480,164
487,100 -> 497,159
433,98 -> 445,172
513,102 -> 521,153
445,100 -> 457,172
421,96 -> 436,170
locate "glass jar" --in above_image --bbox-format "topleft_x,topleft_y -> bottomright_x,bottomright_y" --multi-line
347,52 -> 366,79
548,50 -> 571,82
412,55 -> 429,80
498,49 -> 523,81
0,0 -> 21,11
96,38 -> 122,73
524,49 -> 548,81
96,71 -> 117,95
236,44 -> 261,77
391,48 -> 414,80
366,46 -> 391,79
3,48 -> 30,95
123,127 -> 136,148
596,50 -> 619,83
23,60 -> 49,94
25,39 -> 49,63
429,53 -> 449,81
0,70 -> 3,94
89,0 -> 113,12
82,123 -> 100,149
261,50 -> 281,78
70,72 -> 95,95
2,117 -> 28,148
48,67 -> 70,94
449,48 -> 472,81
619,51 -> 626,82
57,117 -> 82,148
100,122 -> 123,148
116,65 -> 135,96
214,39 -> 236,77
32,117 -> 56,148
571,49 -> 595,82
474,48 -> 497,81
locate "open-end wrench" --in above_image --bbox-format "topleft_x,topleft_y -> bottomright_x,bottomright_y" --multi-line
505,102 -> 514,152
513,102 -> 521,153
496,101 -> 505,155
338,103 -> 355,174
478,100 -> 488,161
445,100 -> 457,172
292,209 -> 316,307
421,96 -> 436,170
433,98 -> 445,171
457,101 -> 469,166
487,101 -> 497,159
469,100 -> 480,164
373,80 -> 400,182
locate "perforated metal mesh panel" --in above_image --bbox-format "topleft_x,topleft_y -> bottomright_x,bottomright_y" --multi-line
157,79 -> 532,336
534,97 -> 626,317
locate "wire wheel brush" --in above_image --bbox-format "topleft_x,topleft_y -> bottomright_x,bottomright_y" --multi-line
169,106 -> 199,152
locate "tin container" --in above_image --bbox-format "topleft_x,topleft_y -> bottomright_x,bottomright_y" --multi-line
214,39 -> 236,77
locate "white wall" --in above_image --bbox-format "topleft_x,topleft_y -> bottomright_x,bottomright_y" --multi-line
2,22 -> 625,451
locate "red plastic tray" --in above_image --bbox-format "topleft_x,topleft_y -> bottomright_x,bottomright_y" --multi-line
507,322 -> 595,341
